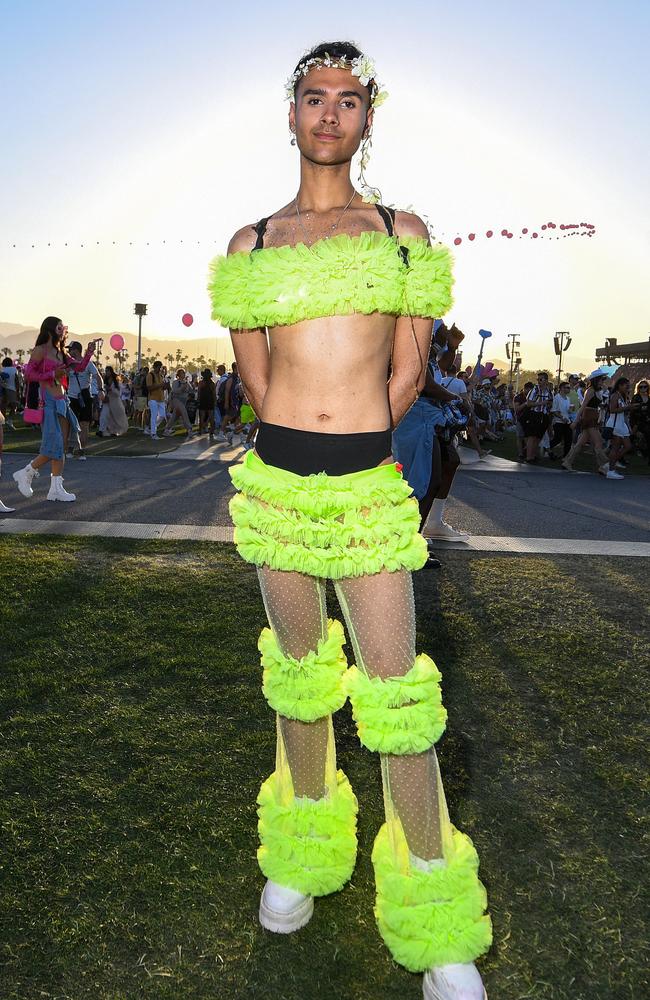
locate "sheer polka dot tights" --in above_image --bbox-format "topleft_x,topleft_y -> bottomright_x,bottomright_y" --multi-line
257,567 -> 448,861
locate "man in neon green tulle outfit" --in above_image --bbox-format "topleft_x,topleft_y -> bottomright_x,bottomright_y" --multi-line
208,40 -> 492,1000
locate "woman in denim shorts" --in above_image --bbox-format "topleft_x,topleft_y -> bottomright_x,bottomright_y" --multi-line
13,317 -> 98,502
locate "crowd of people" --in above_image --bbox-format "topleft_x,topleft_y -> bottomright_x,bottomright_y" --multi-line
511,369 -> 650,479
0,341 -> 259,461
1,322 -> 648,511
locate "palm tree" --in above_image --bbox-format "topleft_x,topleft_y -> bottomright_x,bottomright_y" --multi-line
1,347 -> 12,360
165,353 -> 174,369
16,349 -> 25,364
175,348 -> 183,366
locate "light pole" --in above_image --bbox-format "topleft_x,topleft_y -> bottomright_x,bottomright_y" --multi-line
505,333 -> 520,388
134,303 -> 148,369
554,331 -> 572,386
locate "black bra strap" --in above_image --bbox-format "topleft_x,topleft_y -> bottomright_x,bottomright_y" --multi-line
375,203 -> 395,237
252,217 -> 270,251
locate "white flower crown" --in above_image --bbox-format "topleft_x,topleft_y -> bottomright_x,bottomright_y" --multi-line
285,51 -> 388,108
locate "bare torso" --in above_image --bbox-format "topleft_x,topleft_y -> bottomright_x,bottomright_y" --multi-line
227,200 -> 432,437
263,313 -> 396,433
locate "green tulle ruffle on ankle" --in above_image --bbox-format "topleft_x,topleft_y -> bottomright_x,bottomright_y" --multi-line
372,822 -> 492,972
257,769 -> 358,897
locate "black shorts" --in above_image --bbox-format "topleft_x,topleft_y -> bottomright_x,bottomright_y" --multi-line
69,393 -> 92,423
256,420 -> 392,476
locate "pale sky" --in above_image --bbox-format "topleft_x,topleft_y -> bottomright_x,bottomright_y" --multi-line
1,0 -> 648,370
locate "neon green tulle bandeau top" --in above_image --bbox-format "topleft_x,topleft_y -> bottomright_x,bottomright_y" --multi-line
207,230 -> 454,330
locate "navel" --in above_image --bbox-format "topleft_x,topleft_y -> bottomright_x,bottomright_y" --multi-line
317,413 -> 331,422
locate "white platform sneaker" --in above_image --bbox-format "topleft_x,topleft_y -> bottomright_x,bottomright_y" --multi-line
46,475 -> 76,502
13,463 -> 39,497
258,879 -> 314,934
423,962 -> 487,1000
424,521 -> 470,542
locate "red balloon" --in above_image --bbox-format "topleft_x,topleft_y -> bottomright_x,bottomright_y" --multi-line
501,229 -> 508,236
468,233 -> 475,241
486,230 -> 493,238
182,313 -> 193,327
109,333 -> 125,351
522,228 -> 528,234
454,237 -> 462,245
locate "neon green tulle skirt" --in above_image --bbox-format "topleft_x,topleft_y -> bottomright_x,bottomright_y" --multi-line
228,450 -> 428,579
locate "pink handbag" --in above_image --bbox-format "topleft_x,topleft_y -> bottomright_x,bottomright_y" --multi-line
23,382 -> 44,424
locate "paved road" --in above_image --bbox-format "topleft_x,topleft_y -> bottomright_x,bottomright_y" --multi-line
1,447 -> 648,543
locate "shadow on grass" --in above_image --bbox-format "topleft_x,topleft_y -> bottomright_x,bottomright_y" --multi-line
0,538 -> 647,999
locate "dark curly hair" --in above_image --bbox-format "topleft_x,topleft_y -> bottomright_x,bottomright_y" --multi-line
292,41 -> 375,104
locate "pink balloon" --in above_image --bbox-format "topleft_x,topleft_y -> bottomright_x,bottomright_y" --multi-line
110,334 -> 125,351
182,313 -> 193,327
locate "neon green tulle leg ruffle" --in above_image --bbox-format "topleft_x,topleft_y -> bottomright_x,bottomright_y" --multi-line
257,766 -> 359,897
372,822 -> 493,972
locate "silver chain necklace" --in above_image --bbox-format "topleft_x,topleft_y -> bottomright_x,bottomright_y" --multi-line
294,190 -> 356,249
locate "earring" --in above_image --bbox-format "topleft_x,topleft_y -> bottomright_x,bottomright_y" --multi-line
290,129 -> 296,146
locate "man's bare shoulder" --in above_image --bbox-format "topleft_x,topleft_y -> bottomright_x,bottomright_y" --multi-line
394,210 -> 430,243
227,224 -> 257,255
227,201 -> 295,255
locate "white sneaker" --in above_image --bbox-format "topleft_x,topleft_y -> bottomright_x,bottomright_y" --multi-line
425,521 -> 470,542
0,499 -> 16,513
258,879 -> 314,934
605,470 -> 624,480
46,476 -> 76,501
150,434 -> 160,441
13,464 -> 38,497
214,432 -> 227,442
423,962 -> 487,1000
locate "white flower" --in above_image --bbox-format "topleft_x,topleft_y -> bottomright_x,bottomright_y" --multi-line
372,89 -> 389,108
361,188 -> 381,204
350,54 -> 376,87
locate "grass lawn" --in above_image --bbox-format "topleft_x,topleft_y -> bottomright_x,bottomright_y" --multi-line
1,538 -> 647,1000
484,428 -> 650,476
0,418 -> 184,457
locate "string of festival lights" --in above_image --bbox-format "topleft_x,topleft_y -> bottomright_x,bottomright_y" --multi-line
4,220 -> 596,250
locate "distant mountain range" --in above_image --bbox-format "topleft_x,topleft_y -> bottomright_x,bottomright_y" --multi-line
0,321 -> 596,374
